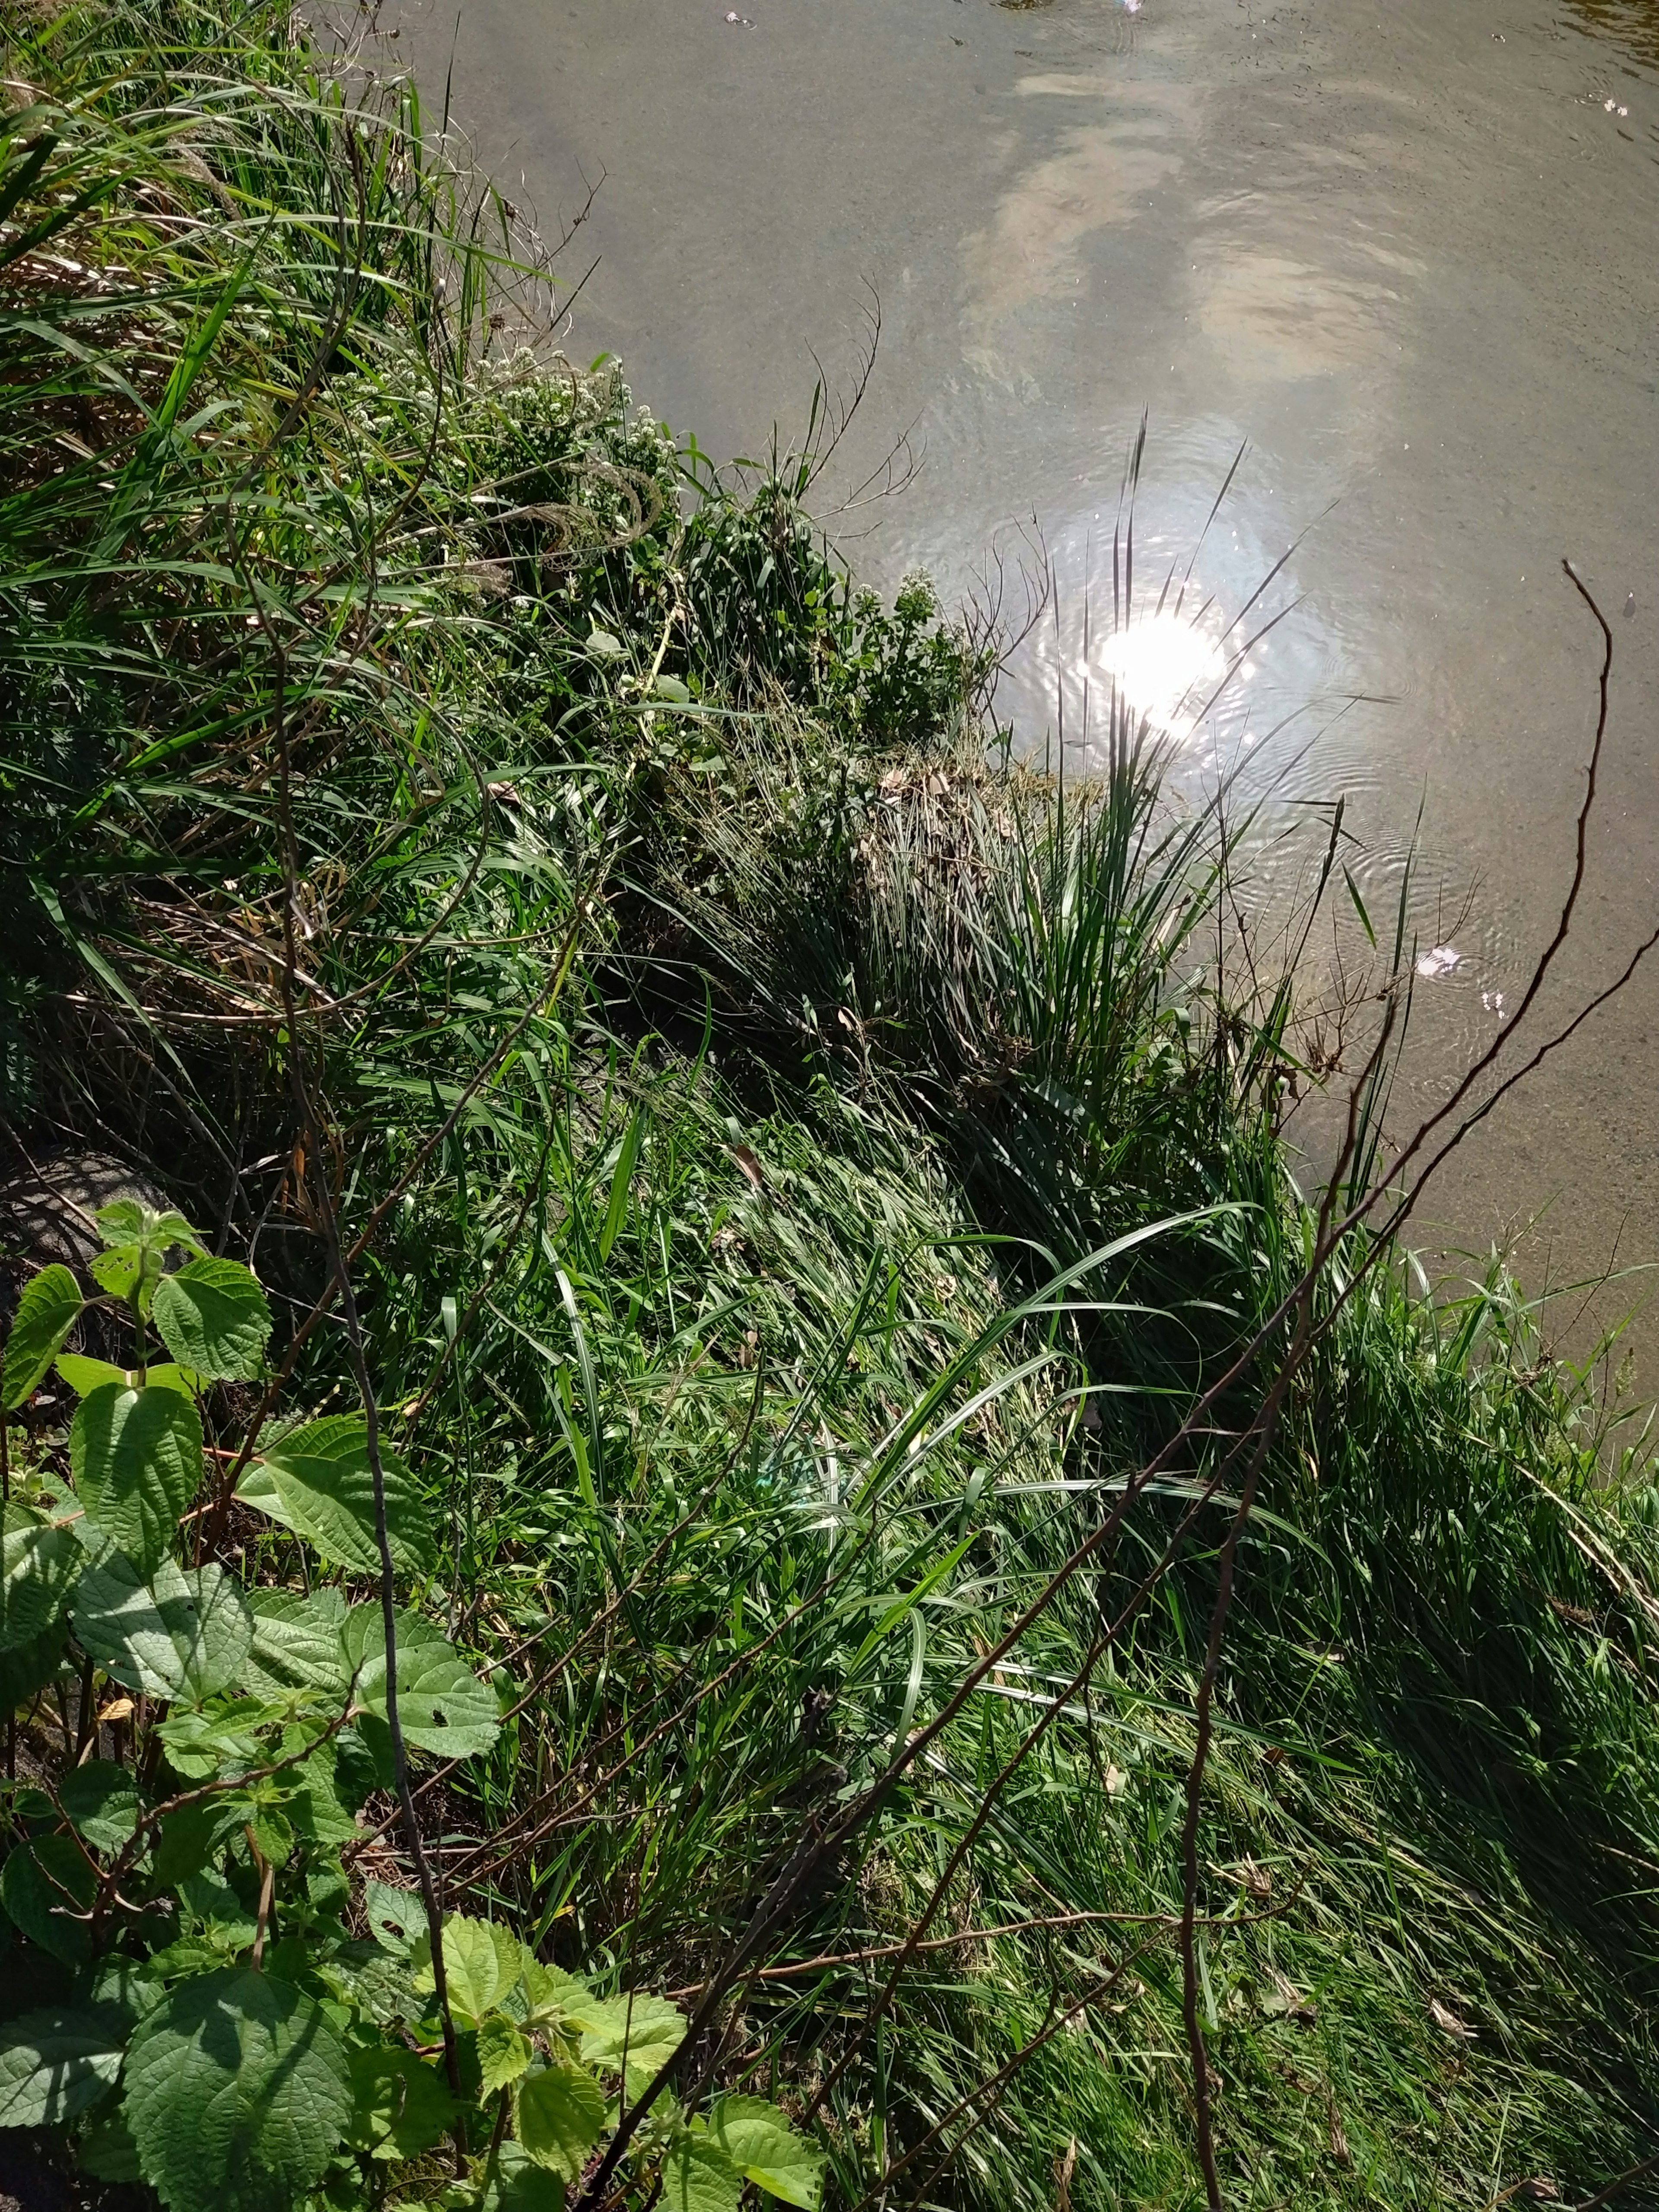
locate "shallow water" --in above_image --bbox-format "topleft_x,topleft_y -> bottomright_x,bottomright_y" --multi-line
388,0 -> 1659,1369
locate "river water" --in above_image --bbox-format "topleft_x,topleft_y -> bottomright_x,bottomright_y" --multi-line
388,0 -> 1659,1373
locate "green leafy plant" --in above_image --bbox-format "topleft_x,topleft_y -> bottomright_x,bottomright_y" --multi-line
0,1208 -> 822,2212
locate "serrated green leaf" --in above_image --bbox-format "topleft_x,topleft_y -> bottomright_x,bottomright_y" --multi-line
0,1621 -> 67,1709
79,2100 -> 143,2181
153,1259 -> 271,1382
241,1587 -> 350,1699
709,2097 -> 826,2208
514,2061 -> 606,2181
124,1968 -> 352,2212
0,1837 -> 95,1965
578,1991 -> 686,2095
520,1959 -> 601,2037
89,1246 -> 145,1303
157,1696 -> 280,1780
346,2043 -> 455,2160
152,1795 -> 250,1890
74,1554 -> 251,1701
57,1760 -> 142,1853
363,1880 -> 428,1957
71,1383 -> 203,1576
477,2013 -> 532,2095
0,2003 -> 126,2125
430,1914 -> 522,2023
3,1265 -> 83,1409
663,2134 -> 744,2212
238,1417 -> 433,1575
178,1871 -> 259,1944
0,1501 -> 82,1655
341,1607 -> 499,1758
482,2140 -> 569,2212
284,1740 -> 359,1847
57,1355 -> 202,1399
93,1201 -> 202,1256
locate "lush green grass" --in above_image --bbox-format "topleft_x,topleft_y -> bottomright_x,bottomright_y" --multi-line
6,7 -> 1659,2211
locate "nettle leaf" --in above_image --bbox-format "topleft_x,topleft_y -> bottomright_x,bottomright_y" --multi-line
94,1201 -> 203,1255
514,2060 -> 606,2180
124,1968 -> 352,2212
238,1417 -> 434,1575
283,1739 -> 359,1847
482,2140 -> 569,2212
664,2133 -> 745,2212
578,1991 -> 686,2095
0,1502 -> 82,1655
153,1258 -> 272,1382
421,1914 -> 523,2023
242,1587 -> 350,1700
152,1795 -> 251,1890
74,1554 -> 252,1702
0,1837 -> 96,1965
58,1759 -> 143,1853
342,1607 -> 499,1758
709,2097 -> 827,2209
521,1959 -> 604,2037
71,1383 -> 203,1576
346,2043 -> 455,2160
79,2102 -> 143,2182
0,1621 -> 67,1709
0,2003 -> 127,2126
477,2013 -> 533,2096
178,1871 -> 260,1945
2,1265 -> 83,1409
57,1355 -> 202,1400
157,1697 -> 280,1781
364,1880 -> 428,1958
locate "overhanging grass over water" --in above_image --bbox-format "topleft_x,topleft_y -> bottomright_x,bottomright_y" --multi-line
5,6 -> 1659,2209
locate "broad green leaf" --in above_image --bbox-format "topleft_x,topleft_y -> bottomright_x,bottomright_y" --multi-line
664,2134 -> 745,2212
283,1739 -> 359,1847
153,1258 -> 272,1382
178,1871 -> 259,1945
0,2003 -> 126,2125
241,1587 -> 350,1699
58,1759 -> 142,1852
74,1554 -> 251,1701
426,1914 -> 522,2022
346,2043 -> 455,2160
0,1621 -> 66,1709
3,1266 -> 83,1409
364,1881 -> 428,1956
93,1201 -> 202,1255
124,1968 -> 352,2212
514,2061 -> 606,2180
89,1246 -> 147,1304
521,1959 -> 604,2036
482,2140 -> 569,2212
0,1837 -> 95,1965
71,1382 -> 203,1575
578,1991 -> 686,2095
477,2012 -> 533,2095
709,2097 -> 826,2209
156,1697 -> 279,1780
0,1501 -> 81,1655
79,2102 -> 143,2182
341,1606 -> 499,1758
57,1355 -> 201,1399
238,1417 -> 434,1576
246,1805 -> 294,1870
152,1795 -> 250,1889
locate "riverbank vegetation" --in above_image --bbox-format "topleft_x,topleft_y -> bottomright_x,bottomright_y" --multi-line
5,8 -> 1659,2212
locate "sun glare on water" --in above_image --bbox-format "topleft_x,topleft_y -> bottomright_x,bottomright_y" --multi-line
1093,613 -> 1228,737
